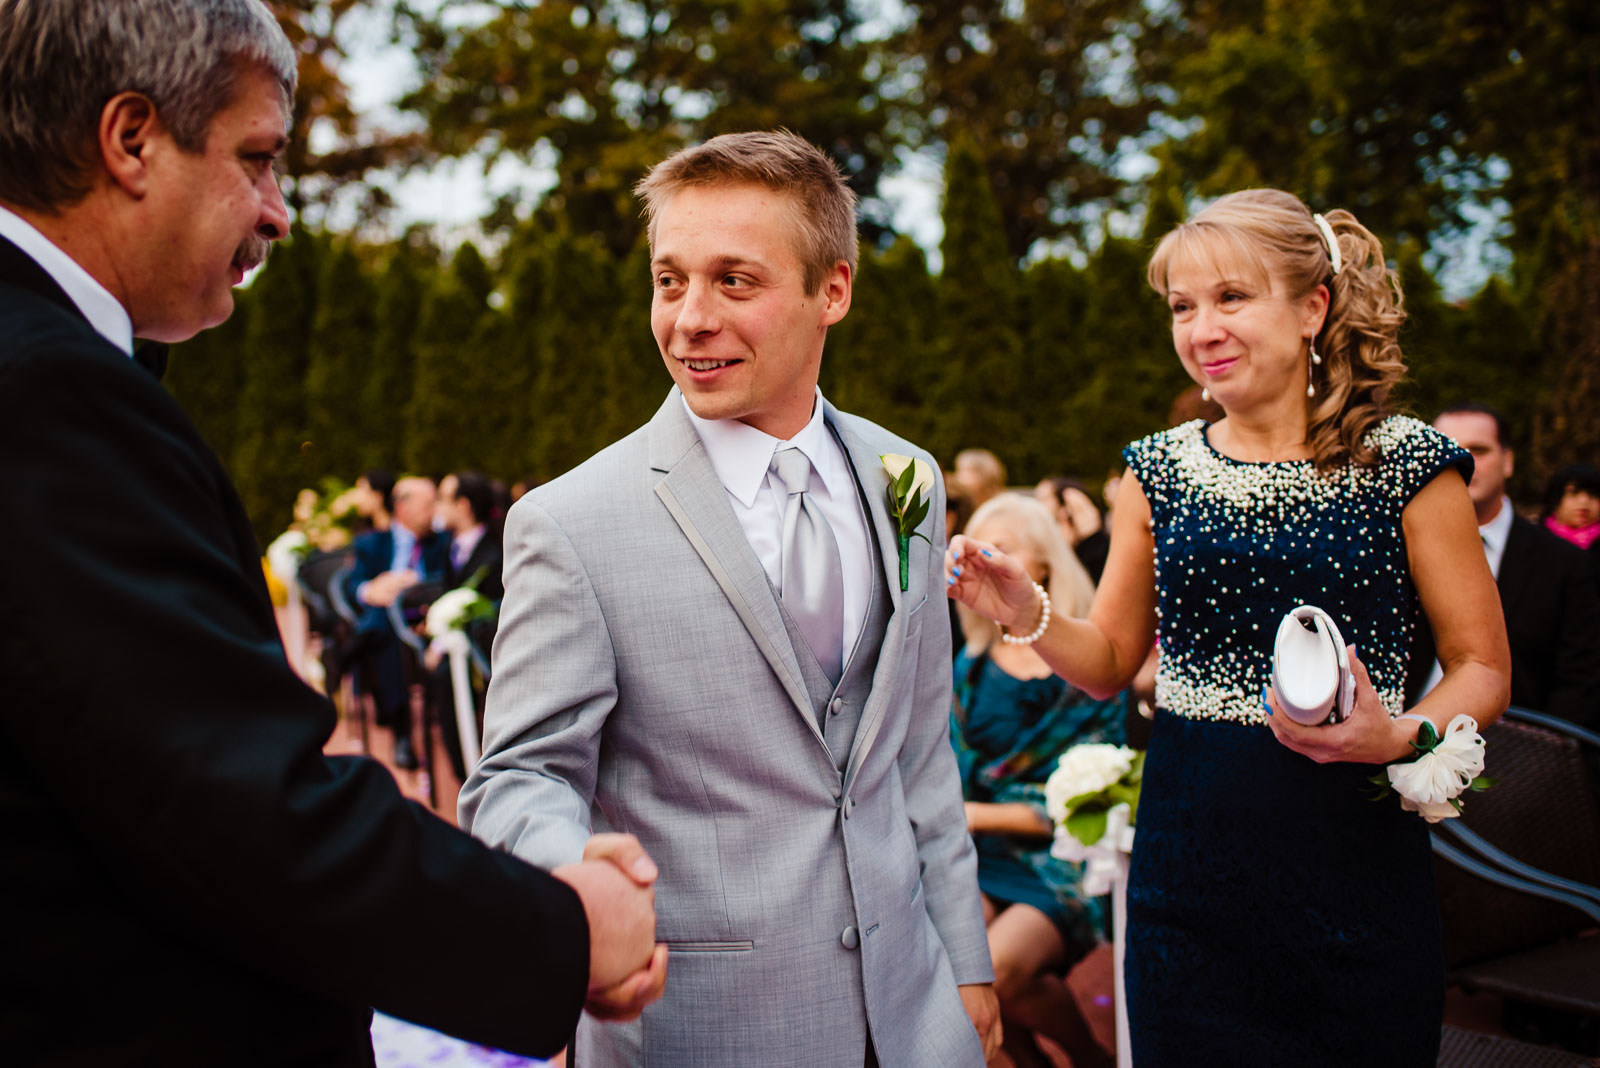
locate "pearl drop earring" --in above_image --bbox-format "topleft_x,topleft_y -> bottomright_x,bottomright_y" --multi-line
1307,340 -> 1321,398
1202,388 -> 1211,402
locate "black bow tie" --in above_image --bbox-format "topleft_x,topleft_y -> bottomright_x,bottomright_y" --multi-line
134,341 -> 169,381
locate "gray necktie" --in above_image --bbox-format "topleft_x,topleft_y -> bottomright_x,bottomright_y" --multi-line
772,446 -> 845,684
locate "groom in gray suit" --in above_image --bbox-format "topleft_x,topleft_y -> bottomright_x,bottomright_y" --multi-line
461,130 -> 998,1065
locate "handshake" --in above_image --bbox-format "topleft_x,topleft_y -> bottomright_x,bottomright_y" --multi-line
553,834 -> 669,1021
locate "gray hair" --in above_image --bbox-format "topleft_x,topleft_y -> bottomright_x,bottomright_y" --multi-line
0,0 -> 296,212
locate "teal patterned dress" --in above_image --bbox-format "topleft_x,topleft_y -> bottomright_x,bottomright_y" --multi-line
1120,415 -> 1472,1067
950,649 -> 1129,965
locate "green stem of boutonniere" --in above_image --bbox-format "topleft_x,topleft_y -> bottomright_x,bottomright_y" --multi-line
897,533 -> 910,592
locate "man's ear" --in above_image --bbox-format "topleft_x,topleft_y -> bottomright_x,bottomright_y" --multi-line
820,261 -> 852,327
99,92 -> 160,198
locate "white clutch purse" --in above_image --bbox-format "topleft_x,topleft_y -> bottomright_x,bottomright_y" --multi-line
1270,605 -> 1355,726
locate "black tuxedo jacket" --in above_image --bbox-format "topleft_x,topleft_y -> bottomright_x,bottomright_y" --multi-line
449,531 -> 505,603
1497,515 -> 1600,727
0,235 -> 587,1064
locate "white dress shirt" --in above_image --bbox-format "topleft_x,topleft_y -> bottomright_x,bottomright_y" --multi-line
0,204 -> 133,356
684,389 -> 873,662
1420,496 -> 1514,696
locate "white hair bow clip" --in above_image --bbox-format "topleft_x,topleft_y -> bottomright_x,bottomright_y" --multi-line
1313,213 -> 1342,276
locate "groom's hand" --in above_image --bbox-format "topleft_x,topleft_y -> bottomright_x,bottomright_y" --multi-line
959,982 -> 1002,1063
553,834 -> 661,1000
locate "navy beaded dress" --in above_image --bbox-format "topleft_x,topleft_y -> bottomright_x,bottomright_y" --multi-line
1120,416 -> 1471,1067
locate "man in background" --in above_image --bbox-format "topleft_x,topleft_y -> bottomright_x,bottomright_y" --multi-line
1426,404 -> 1600,726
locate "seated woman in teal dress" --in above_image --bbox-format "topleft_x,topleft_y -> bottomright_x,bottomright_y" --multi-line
951,493 -> 1121,1068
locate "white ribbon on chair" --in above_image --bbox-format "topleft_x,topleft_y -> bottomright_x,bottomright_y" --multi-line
1053,802 -> 1136,1068
431,630 -> 481,773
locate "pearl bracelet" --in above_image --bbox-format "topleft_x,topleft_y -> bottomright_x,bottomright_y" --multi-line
1000,582 -> 1051,646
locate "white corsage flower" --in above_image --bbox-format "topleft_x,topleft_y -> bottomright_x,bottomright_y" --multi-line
880,453 -> 935,592
1045,743 -> 1135,822
266,530 -> 309,583
1375,714 -> 1491,823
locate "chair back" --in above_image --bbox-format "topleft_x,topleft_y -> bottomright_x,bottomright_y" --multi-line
1435,713 -> 1600,967
296,548 -> 353,633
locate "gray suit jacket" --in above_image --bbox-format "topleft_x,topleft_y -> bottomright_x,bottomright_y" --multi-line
461,390 -> 992,1066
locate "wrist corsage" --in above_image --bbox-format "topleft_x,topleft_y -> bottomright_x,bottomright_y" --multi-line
1368,713 -> 1494,822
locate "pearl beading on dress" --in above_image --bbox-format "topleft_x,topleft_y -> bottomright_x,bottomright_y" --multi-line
1124,417 -> 1470,727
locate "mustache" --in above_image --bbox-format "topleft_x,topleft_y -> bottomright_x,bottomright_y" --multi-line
233,235 -> 272,275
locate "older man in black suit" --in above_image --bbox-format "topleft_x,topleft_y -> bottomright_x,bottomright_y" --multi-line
1426,404 -> 1600,727
0,1 -> 663,1062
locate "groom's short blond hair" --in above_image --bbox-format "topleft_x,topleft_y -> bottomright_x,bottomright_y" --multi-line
634,129 -> 859,296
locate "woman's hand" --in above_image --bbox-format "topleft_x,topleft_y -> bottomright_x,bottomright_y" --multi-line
946,534 -> 1041,630
1265,646 -> 1414,765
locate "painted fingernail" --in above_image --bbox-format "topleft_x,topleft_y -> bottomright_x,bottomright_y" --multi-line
946,576 -> 956,587
981,549 -> 993,558
952,565 -> 962,577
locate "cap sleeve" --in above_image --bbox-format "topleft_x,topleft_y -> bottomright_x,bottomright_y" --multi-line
1370,416 -> 1474,507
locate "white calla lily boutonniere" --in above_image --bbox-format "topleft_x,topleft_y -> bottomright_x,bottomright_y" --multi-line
880,453 -> 934,591
1368,713 -> 1494,822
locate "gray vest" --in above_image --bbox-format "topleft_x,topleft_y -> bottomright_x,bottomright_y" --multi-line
773,470 -> 892,771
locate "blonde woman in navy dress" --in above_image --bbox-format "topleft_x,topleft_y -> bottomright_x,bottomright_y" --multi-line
945,189 -> 1511,1066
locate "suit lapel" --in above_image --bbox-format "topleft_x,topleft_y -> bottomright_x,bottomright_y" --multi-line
827,406 -> 923,792
648,392 -> 823,747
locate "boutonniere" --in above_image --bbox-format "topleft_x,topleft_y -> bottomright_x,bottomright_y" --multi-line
879,453 -> 934,591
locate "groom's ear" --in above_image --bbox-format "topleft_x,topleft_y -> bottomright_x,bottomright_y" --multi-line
819,262 -> 851,327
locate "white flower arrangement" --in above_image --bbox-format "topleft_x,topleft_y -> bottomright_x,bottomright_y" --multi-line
1044,742 -> 1143,848
1369,713 -> 1493,822
265,529 -> 310,583
424,587 -> 493,638
1044,742 -> 1142,897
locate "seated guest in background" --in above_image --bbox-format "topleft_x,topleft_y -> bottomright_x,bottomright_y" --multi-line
439,470 -> 505,601
951,495 -> 1118,1068
343,475 -> 451,768
429,470 -> 504,782
1033,476 -> 1109,585
1541,462 -> 1600,553
353,466 -> 395,533
0,0 -> 661,1059
1428,406 -> 1600,727
954,447 -> 1008,509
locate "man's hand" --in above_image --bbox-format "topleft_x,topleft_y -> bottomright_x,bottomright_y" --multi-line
959,982 -> 1002,1064
552,834 -> 661,998
359,569 -> 418,607
584,943 -> 669,1021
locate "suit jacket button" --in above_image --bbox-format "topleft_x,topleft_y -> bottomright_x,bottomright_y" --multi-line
841,926 -> 859,950
829,697 -> 843,716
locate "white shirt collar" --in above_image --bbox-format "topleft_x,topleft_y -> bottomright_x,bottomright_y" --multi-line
0,203 -> 134,355
1480,495 -> 1515,559
682,388 -> 852,507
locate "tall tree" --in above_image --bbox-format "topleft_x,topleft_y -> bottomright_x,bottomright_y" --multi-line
165,287 -> 253,473
927,137 -> 1022,470
304,239 -> 377,483
232,225 -> 323,542
530,231 -> 620,480
361,239 -> 432,470
826,236 -> 939,450
887,0 -> 1179,258
405,242 -> 500,474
